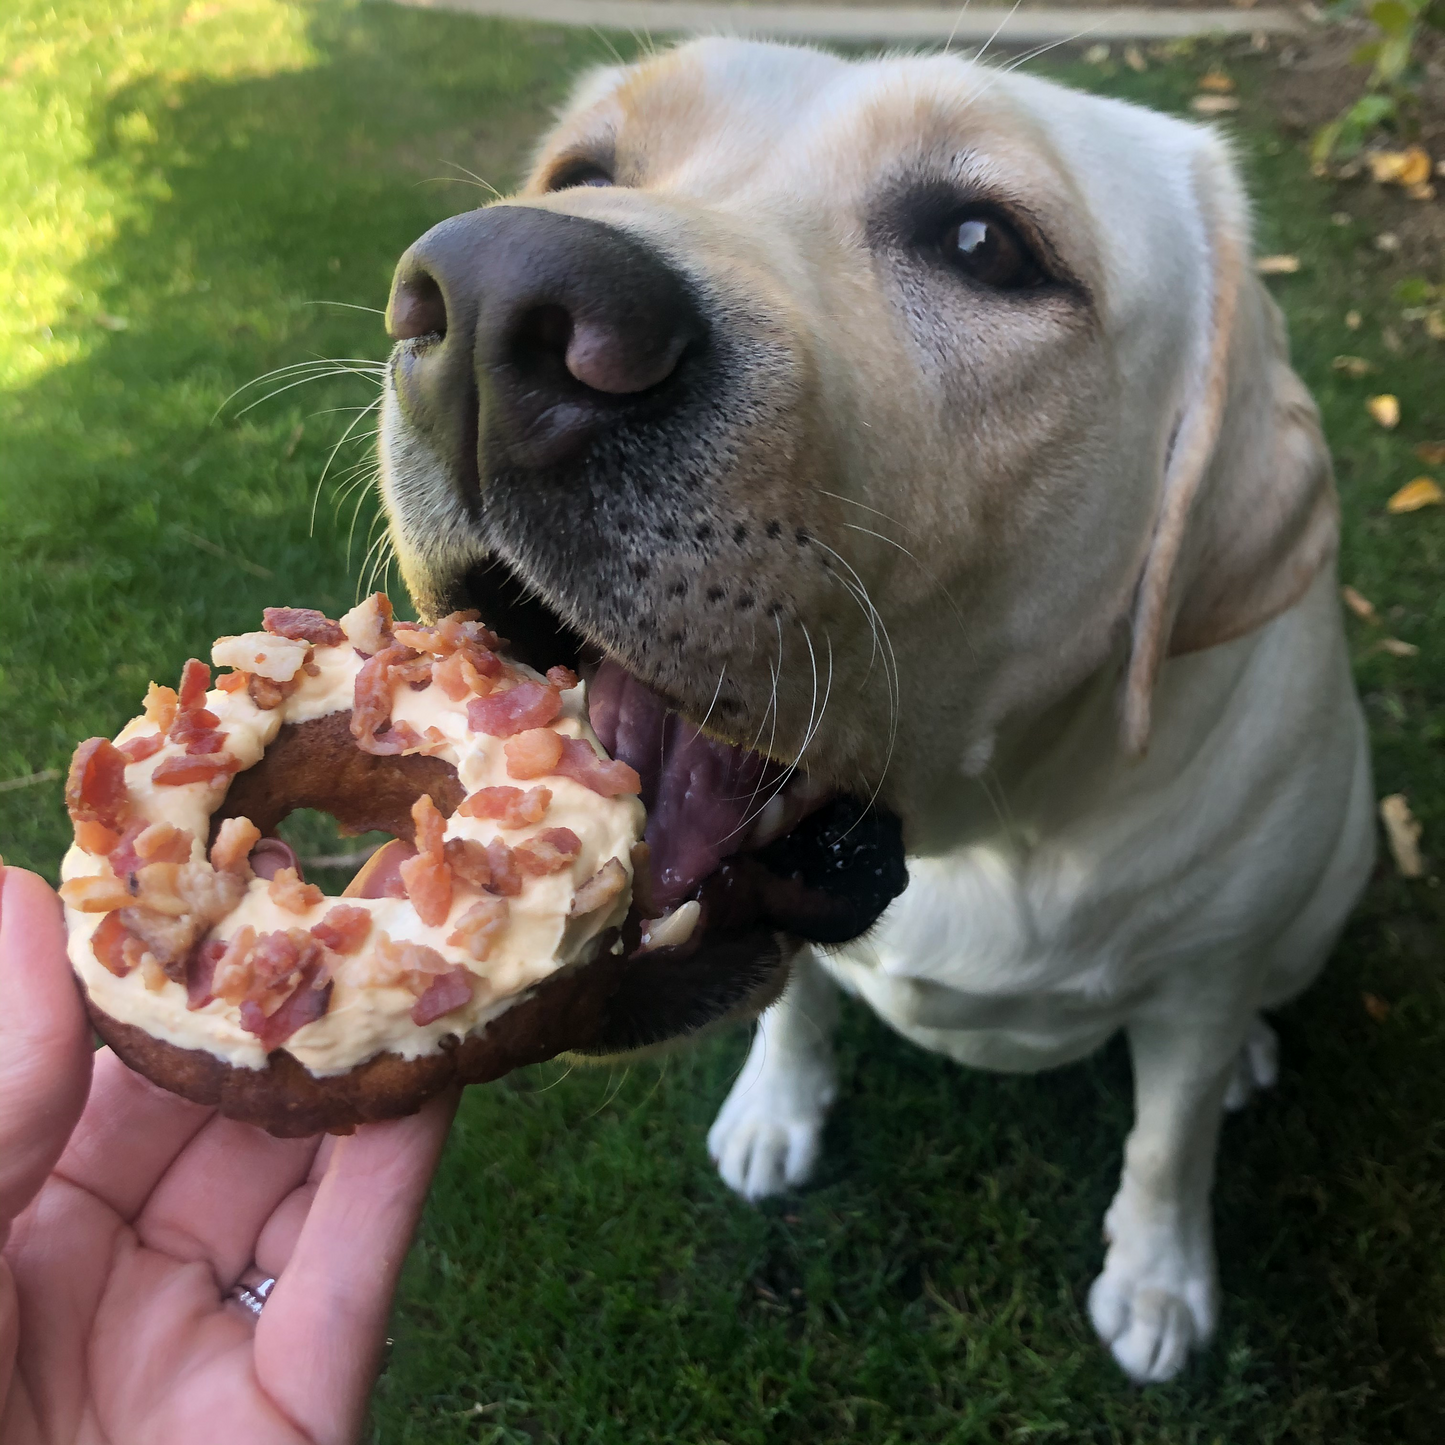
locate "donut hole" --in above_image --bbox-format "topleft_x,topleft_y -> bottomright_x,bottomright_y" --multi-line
275,809 -> 394,894
209,712 -> 465,894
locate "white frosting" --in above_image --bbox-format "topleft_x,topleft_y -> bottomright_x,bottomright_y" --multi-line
62,626 -> 643,1077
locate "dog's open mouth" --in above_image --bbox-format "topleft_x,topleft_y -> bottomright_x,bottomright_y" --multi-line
451,556 -> 908,1044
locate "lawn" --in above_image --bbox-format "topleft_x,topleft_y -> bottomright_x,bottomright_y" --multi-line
3,1 -> 1445,1440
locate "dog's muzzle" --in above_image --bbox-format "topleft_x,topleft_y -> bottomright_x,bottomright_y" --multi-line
379,205 -> 908,1057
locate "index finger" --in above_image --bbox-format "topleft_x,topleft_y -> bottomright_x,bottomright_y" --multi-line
253,1091 -> 457,1445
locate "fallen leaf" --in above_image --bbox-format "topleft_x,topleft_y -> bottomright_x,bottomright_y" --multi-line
1367,394 -> 1400,429
1084,43 -> 1110,65
1332,354 -> 1375,377
95,313 -> 128,331
1379,793 -> 1424,878
1399,147 -> 1433,187
1407,182 -> 1437,202
1375,231 -> 1401,253
1191,95 -> 1240,115
1382,325 -> 1403,353
1341,585 -> 1377,621
1386,477 -> 1443,512
1123,44 -> 1147,73
1414,442 -> 1445,465
1345,309 -> 1362,330
1255,254 -> 1300,276
1362,992 -> 1391,1023
1426,312 -> 1445,342
1368,150 -> 1412,184
1198,70 -> 1236,93
1377,637 -> 1419,656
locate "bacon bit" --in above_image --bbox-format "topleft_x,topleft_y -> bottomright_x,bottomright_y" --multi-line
400,851 -> 452,926
504,728 -> 564,780
140,955 -> 170,992
443,837 -> 492,891
152,751 -> 243,787
431,648 -> 500,701
410,966 -> 475,1025
241,960 -> 332,1051
458,784 -> 553,829
216,670 -> 249,694
546,665 -> 579,691
415,725 -> 450,757
467,682 -> 562,738
310,904 -> 372,954
118,733 -> 165,763
484,838 -> 522,896
59,874 -> 135,913
66,737 -> 130,830
431,651 -> 471,701
351,644 -> 428,755
187,938 -> 226,1008
554,736 -> 642,797
446,896 -> 508,961
184,729 -> 229,755
513,827 -> 582,877
398,794 -> 453,925
393,654 -> 433,690
143,682 -> 179,731
210,815 -> 262,874
210,925 -> 259,1003
178,659 -> 211,712
411,794 -> 447,856
269,865 -> 324,915
248,673 -> 299,711
75,819 -> 121,856
571,856 -> 627,916
168,707 -> 221,747
339,593 -> 395,655
263,606 -> 346,647
92,912 -> 136,975
107,819 -> 149,880
351,933 -> 454,994
134,822 -> 195,866
392,624 -> 436,653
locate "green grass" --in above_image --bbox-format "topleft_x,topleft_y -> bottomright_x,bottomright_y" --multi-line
4,3 -> 1445,1440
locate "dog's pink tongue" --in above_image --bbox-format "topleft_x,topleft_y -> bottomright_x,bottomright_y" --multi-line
589,660 -> 785,910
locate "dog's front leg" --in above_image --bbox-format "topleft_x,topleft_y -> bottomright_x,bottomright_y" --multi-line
707,948 -> 840,1201
1088,994 -> 1249,1383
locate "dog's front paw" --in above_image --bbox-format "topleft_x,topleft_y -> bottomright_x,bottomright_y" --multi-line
706,1044 -> 836,1201
1087,1195 -> 1219,1383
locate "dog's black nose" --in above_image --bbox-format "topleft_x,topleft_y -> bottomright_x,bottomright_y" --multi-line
386,206 -> 704,472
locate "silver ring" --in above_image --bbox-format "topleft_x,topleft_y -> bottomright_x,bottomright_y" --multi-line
227,1270 -> 277,1319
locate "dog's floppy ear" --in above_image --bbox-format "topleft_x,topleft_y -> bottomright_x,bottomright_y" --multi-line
1121,138 -> 1338,754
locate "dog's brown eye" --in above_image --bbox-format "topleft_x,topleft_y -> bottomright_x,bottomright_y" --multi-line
942,213 -> 1043,290
550,164 -> 613,191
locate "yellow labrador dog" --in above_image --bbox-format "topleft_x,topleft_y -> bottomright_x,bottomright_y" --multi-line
377,39 -> 1376,1383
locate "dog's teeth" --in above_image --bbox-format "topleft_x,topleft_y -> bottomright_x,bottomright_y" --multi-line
638,899 -> 701,952
748,795 -> 791,849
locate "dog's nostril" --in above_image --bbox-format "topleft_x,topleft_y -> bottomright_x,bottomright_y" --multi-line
565,318 -> 688,395
387,272 -> 447,342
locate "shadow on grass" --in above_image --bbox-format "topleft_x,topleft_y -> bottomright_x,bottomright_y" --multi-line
4,7 -> 1445,1441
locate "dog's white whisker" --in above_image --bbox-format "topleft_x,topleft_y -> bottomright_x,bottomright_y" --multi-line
309,402 -> 382,538
696,662 -> 729,736
841,522 -> 976,660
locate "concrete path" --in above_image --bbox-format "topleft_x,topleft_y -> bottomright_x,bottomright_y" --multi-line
393,0 -> 1306,42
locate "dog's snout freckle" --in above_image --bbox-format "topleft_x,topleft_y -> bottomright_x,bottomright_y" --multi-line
766,520 -> 783,540
707,585 -> 726,603
736,594 -> 755,612
696,523 -> 713,543
733,523 -> 748,544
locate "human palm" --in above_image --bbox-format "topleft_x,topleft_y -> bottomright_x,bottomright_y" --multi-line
0,865 -> 455,1445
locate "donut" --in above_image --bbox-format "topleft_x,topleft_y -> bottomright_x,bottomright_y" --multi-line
59,596 -> 647,1136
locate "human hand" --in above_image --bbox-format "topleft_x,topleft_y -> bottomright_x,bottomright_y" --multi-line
0,863 -> 456,1444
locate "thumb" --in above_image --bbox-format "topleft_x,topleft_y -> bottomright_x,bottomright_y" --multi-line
0,865 -> 92,1237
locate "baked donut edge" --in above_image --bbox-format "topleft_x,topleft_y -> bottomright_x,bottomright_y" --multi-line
85,930 -> 629,1137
